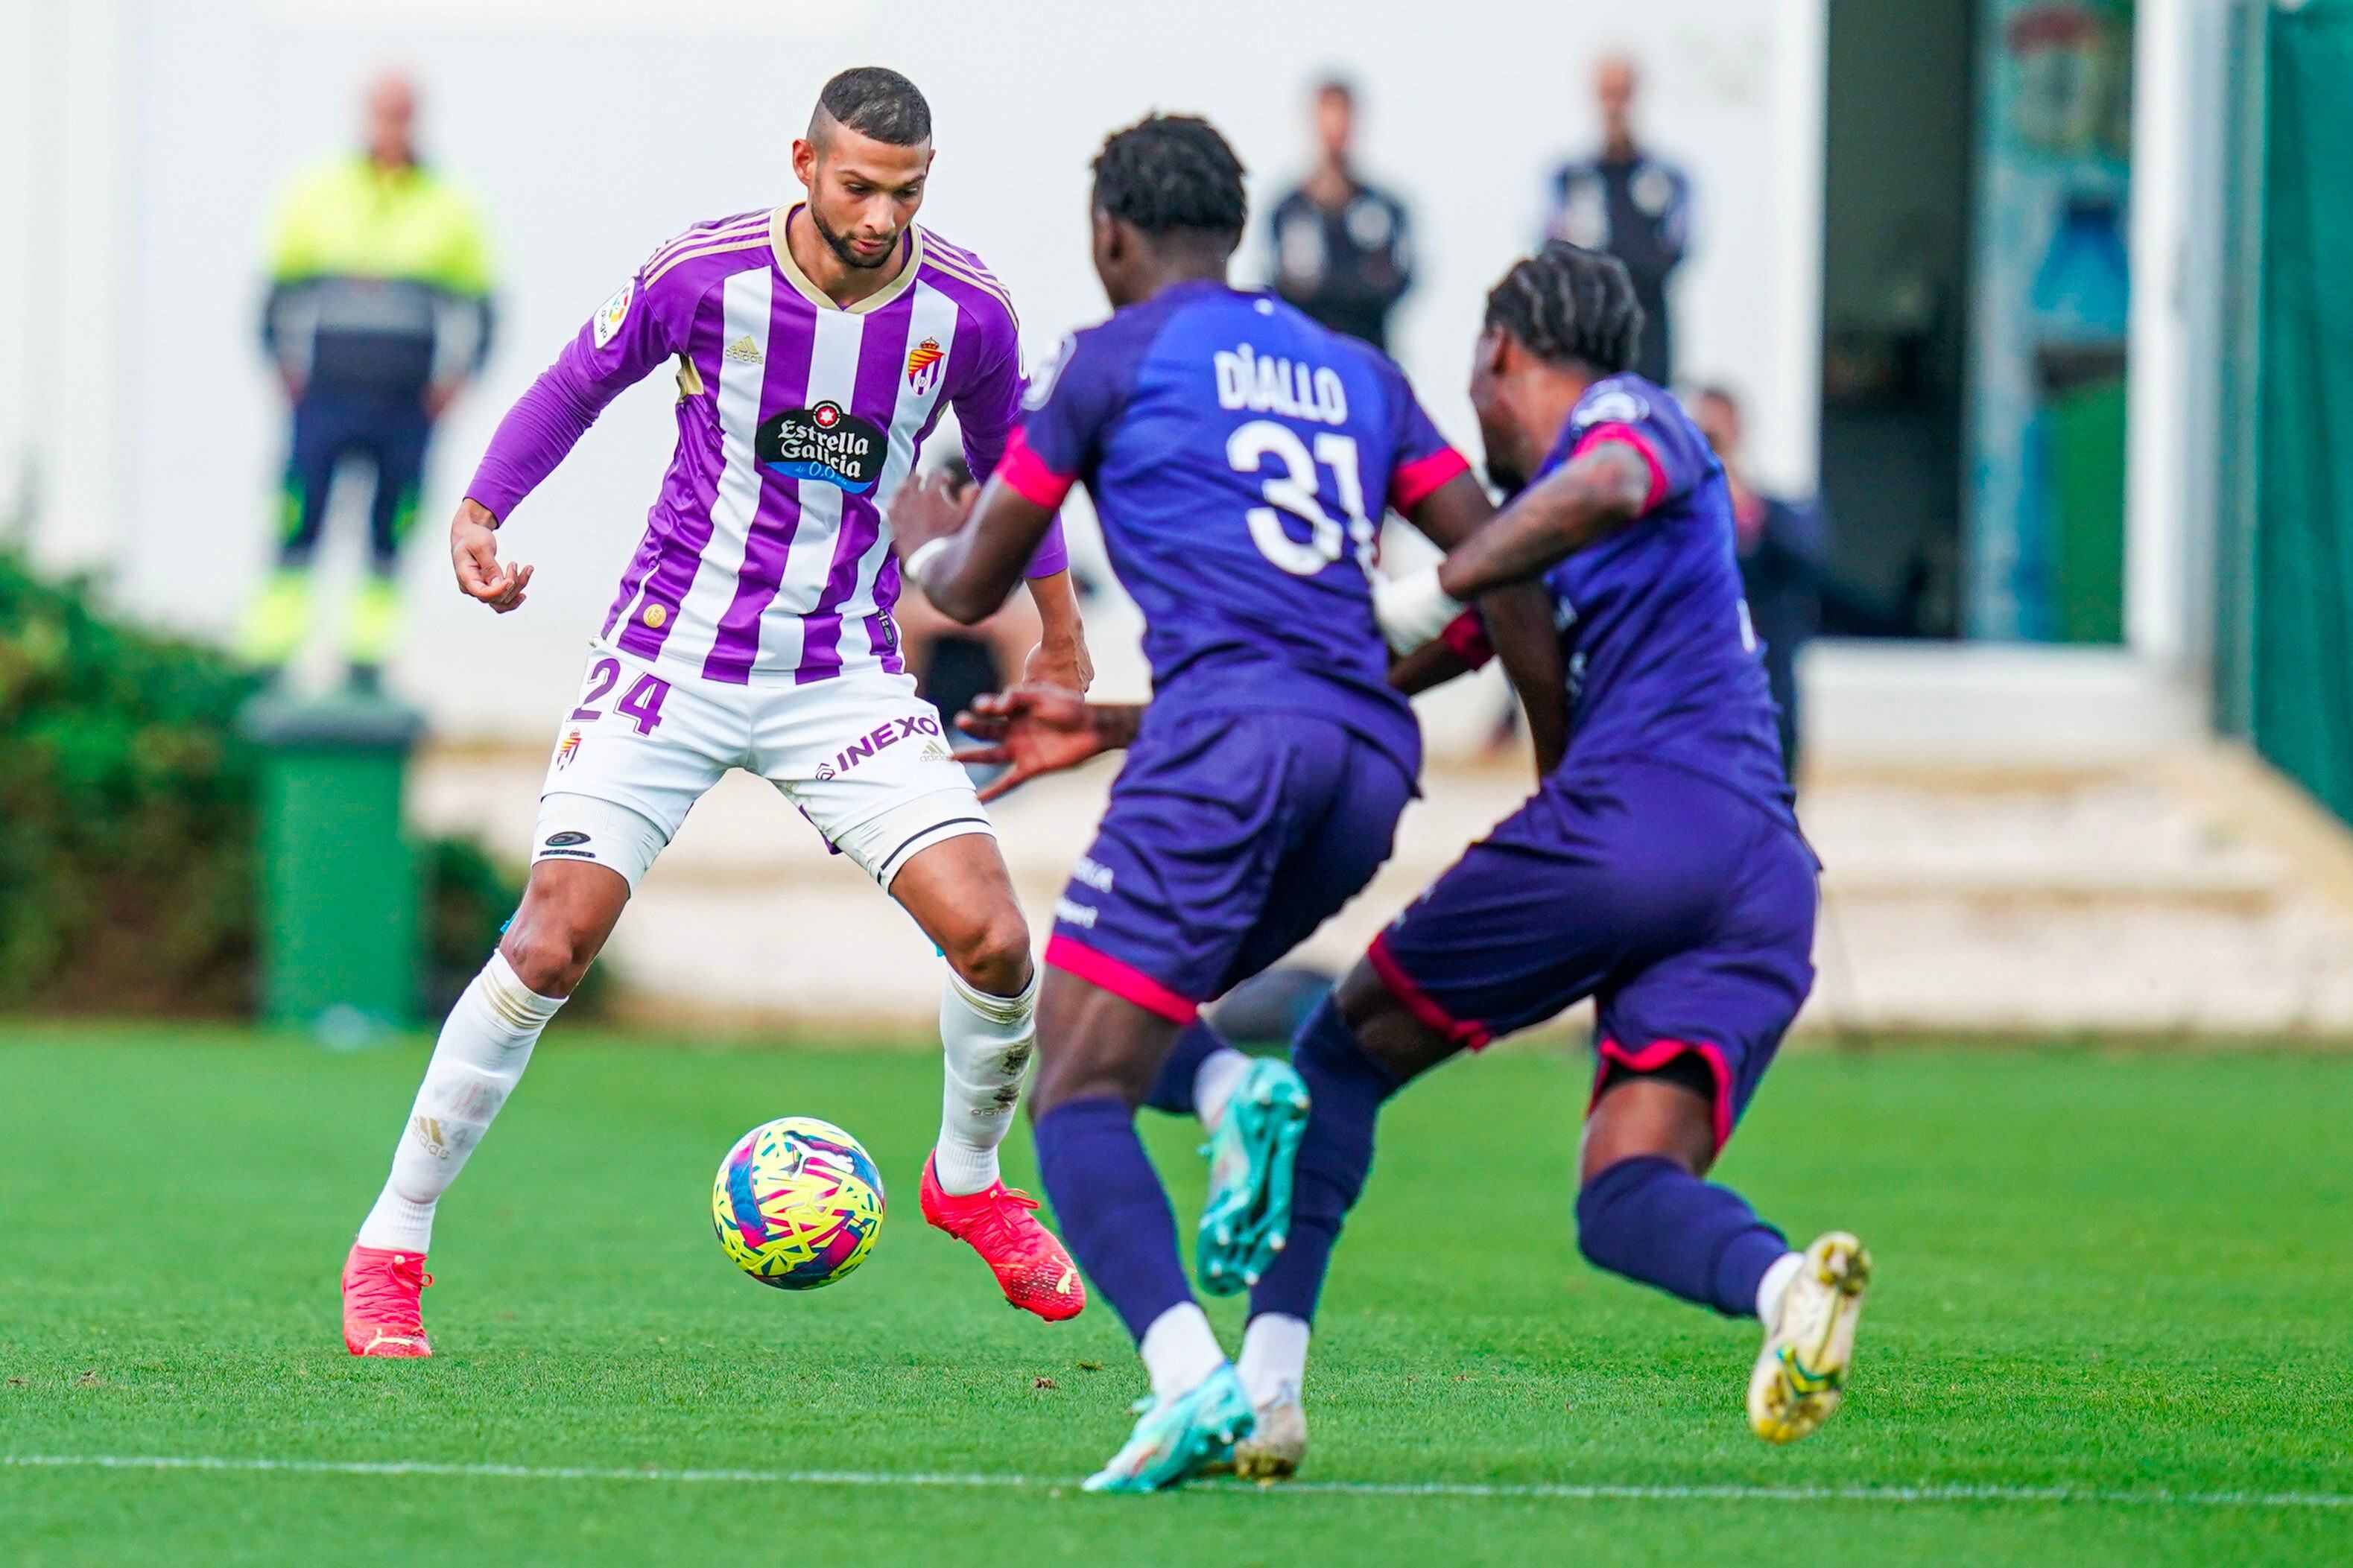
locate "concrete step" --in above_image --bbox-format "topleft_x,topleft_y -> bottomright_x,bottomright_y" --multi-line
408,743 -> 2353,1041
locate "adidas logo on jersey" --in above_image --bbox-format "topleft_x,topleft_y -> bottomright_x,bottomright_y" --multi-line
724,335 -> 764,365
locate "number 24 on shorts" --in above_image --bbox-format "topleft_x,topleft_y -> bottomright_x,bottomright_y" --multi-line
571,656 -> 671,735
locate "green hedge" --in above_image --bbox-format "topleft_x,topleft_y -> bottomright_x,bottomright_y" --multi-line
0,549 -> 529,1018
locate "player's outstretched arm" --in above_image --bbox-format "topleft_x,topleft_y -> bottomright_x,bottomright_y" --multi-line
890,471 -> 1056,627
1391,469 -> 1571,773
1377,442 -> 1653,654
1438,442 -> 1653,600
951,685 -> 1143,804
450,498 -> 533,613
1021,568 -> 1096,696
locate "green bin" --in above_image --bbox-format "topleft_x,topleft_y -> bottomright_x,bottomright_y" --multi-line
238,692 -> 427,1032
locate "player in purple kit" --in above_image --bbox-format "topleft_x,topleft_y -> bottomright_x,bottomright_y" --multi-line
339,69 -> 1095,1358
1185,242 -> 1869,1473
887,114 -> 1560,1491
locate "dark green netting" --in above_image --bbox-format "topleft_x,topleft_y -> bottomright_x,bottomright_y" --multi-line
2252,1 -> 2353,820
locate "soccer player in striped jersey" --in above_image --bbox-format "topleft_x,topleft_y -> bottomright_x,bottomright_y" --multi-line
340,68 -> 1092,1357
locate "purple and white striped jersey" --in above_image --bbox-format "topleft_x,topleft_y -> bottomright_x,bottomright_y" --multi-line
467,206 -> 1066,686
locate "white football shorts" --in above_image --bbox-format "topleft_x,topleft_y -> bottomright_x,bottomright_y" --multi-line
531,644 -> 994,892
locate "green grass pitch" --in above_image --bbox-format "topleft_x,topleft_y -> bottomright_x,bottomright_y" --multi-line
2,1028 -> 2349,1564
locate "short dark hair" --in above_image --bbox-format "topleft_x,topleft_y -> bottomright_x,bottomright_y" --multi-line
1091,114 -> 1247,240
1314,77 -> 1356,107
815,66 -> 931,146
1483,242 -> 1646,375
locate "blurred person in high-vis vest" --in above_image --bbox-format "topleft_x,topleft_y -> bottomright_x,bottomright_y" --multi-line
250,69 -> 495,688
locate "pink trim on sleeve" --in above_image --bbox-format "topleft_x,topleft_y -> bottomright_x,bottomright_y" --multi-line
997,426 -> 1076,511
1388,446 -> 1473,515
1571,422 -> 1670,512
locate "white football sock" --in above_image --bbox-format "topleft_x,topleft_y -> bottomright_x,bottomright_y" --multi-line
932,966 -> 1039,1196
1140,1301 -> 1227,1401
1756,1251 -> 1805,1327
1237,1313 -> 1311,1406
356,953 -> 563,1252
1193,1045 -> 1252,1131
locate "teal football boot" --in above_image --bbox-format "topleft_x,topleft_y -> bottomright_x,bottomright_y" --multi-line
1196,1057 -> 1311,1295
1083,1362 -> 1256,1493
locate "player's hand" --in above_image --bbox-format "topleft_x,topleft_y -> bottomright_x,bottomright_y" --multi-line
954,684 -> 1108,802
451,499 -> 533,614
1023,632 -> 1095,696
887,470 -> 978,561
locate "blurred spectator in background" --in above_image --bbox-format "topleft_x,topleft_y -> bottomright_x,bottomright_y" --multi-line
247,69 -> 495,690
1265,78 -> 1414,351
1691,386 -> 1822,781
1544,54 -> 1690,384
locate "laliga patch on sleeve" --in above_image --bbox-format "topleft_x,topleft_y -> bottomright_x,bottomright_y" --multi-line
1574,384 -> 1651,430
1022,334 -> 1076,411
593,279 -> 635,349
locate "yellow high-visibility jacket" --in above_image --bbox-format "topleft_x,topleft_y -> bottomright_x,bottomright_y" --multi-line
262,155 -> 495,402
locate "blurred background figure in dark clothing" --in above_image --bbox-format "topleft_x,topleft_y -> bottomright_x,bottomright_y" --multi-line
248,69 -> 495,690
1692,385 -> 1822,781
1544,54 -> 1691,384
894,454 -> 1049,734
1265,78 -> 1414,351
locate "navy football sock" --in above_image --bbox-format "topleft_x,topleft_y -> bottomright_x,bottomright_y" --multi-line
1247,999 -> 1401,1324
1142,1021 -> 1227,1116
1033,1095 -> 1196,1342
1574,1153 -> 1789,1318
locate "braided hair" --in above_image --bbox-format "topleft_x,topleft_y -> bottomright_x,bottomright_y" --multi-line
1091,114 -> 1248,240
1483,242 -> 1644,375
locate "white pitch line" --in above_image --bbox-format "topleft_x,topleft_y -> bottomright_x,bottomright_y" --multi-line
4,1454 -> 2349,1511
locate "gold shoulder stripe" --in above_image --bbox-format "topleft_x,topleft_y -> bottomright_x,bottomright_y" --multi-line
646,215 -> 770,271
646,232 -> 773,287
921,253 -> 1018,322
920,239 -> 1003,289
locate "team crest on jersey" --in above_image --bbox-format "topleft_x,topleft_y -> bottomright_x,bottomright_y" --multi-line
757,401 -> 887,492
593,279 -> 633,349
905,337 -> 946,396
554,730 -> 583,769
1574,385 -> 1650,429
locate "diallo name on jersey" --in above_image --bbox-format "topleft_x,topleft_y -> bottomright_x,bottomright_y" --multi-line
1213,343 -> 1351,427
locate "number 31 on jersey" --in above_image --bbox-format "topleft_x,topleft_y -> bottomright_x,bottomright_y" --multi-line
1226,419 -> 1378,578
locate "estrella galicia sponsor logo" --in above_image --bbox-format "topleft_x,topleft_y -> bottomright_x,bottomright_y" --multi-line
757,401 -> 886,492
1053,897 -> 1099,929
1071,855 -> 1115,892
822,714 -> 944,778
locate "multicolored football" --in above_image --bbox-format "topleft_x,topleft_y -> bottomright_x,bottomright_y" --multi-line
711,1117 -> 885,1290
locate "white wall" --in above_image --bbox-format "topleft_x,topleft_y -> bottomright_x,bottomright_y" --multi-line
8,0 -> 1825,740
2125,0 -> 2234,680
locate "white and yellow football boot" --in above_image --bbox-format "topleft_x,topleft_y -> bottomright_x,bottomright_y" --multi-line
1229,1386 -> 1308,1481
1746,1231 -> 1871,1444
